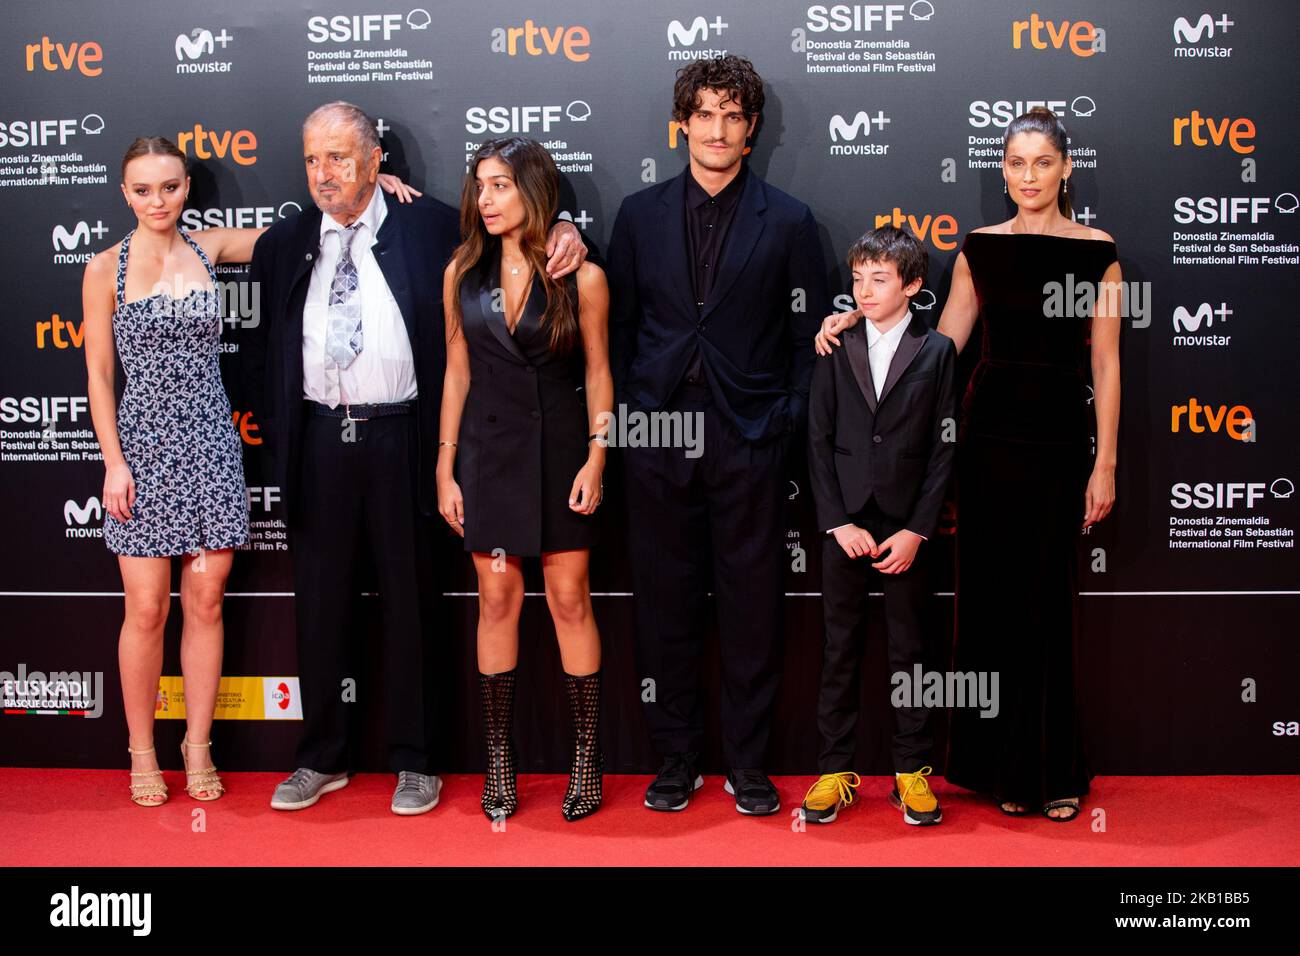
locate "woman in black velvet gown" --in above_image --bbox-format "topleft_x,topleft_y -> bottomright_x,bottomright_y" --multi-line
817,107 -> 1120,820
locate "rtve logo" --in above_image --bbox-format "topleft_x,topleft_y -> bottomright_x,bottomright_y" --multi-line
873,208 -> 958,250
490,20 -> 590,61
35,314 -> 85,350
667,16 -> 729,46
1173,302 -> 1231,333
231,410 -> 262,445
175,28 -> 231,60
829,110 -> 891,141
1011,13 -> 1103,56
307,11 -> 431,43
465,103 -> 590,135
1173,110 -> 1255,154
1173,13 -> 1234,43
1170,398 -> 1254,441
24,36 -> 103,76
177,123 -> 257,166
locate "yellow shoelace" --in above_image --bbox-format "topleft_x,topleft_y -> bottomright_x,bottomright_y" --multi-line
897,766 -> 934,805
804,771 -> 861,808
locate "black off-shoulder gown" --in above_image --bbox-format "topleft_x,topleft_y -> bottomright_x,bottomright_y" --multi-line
944,232 -> 1118,806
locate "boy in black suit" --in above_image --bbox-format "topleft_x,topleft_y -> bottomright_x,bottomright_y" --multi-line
804,226 -> 956,825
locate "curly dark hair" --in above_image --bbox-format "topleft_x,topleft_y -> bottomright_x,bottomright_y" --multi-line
671,54 -> 765,122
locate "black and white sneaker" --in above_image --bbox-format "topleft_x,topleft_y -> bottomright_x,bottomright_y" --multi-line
644,752 -> 704,811
724,768 -> 781,815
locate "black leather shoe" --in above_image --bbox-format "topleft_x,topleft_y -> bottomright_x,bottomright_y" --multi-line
644,752 -> 703,811
724,768 -> 781,815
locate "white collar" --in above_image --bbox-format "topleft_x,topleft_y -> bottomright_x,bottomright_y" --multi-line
865,310 -> 912,349
319,184 -> 386,244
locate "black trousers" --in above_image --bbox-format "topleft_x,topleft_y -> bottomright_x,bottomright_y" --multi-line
288,406 -> 434,775
623,385 -> 788,768
818,498 -> 933,774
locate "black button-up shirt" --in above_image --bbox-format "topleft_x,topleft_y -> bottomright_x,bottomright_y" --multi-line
681,164 -> 748,386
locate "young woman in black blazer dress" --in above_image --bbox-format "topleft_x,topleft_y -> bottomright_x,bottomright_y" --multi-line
437,137 -> 613,822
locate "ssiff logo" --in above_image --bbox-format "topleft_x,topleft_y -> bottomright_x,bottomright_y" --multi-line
308,10 -> 431,42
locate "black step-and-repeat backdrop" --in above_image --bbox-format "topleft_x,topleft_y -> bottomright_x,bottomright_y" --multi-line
2,1 -> 1297,776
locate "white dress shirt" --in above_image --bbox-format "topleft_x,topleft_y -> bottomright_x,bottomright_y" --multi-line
827,310 -> 927,541
302,186 -> 417,407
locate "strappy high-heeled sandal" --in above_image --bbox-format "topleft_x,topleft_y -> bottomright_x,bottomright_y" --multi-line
128,744 -> 168,806
180,738 -> 225,801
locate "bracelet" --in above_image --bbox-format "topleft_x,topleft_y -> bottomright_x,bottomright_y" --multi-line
439,441 -> 457,447
588,433 -> 608,444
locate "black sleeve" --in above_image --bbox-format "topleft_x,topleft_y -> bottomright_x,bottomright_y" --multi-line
605,199 -> 639,403
784,205 -> 832,435
903,335 -> 958,540
807,351 -> 850,533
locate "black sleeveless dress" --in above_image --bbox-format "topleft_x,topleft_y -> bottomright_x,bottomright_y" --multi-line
454,249 -> 599,557
944,232 -> 1118,806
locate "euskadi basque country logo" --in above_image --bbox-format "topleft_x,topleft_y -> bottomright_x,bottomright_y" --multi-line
2,664 -> 104,717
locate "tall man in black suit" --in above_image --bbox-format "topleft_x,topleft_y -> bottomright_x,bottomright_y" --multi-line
241,101 -> 588,815
607,57 -> 830,814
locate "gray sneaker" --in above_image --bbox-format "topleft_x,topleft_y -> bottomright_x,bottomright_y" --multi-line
270,768 -> 349,811
391,771 -> 442,816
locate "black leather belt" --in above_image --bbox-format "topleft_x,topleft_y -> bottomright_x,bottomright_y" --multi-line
308,400 -> 413,422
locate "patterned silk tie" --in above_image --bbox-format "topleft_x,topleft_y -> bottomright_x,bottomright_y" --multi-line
325,222 -> 363,371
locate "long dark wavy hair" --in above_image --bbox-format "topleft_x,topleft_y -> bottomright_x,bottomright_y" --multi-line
448,137 -> 577,354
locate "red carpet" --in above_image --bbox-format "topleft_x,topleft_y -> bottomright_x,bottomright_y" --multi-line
2,770 -> 1295,866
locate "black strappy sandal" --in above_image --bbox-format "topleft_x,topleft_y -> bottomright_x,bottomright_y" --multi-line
998,799 -> 1031,816
1042,798 -> 1081,822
